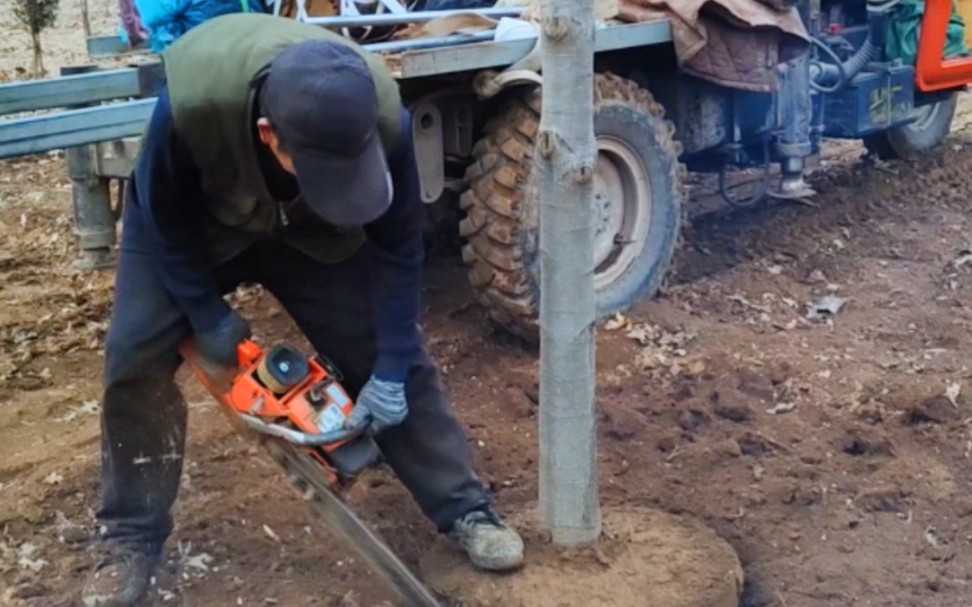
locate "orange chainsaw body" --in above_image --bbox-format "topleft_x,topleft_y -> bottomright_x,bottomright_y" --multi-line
181,339 -> 440,606
180,338 -> 360,486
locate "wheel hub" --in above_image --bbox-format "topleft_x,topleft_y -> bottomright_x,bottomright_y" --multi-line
591,137 -> 652,290
907,101 -> 941,132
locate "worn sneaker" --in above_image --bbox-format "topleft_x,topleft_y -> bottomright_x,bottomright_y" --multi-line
447,508 -> 524,571
81,548 -> 160,607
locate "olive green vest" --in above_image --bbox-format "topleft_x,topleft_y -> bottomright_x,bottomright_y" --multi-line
161,13 -> 403,265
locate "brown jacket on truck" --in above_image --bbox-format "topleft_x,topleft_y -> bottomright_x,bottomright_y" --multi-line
619,0 -> 809,92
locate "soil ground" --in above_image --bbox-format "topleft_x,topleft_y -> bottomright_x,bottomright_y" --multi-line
420,507 -> 744,607
5,3 -> 972,606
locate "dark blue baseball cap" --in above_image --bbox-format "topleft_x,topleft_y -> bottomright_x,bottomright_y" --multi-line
263,40 -> 393,226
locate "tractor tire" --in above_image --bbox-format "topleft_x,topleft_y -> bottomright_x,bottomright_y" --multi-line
460,73 -> 685,341
864,92 -> 959,160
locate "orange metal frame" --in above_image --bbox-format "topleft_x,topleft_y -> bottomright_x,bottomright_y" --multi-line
916,0 -> 972,91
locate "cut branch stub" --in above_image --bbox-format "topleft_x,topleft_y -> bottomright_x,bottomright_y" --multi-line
542,15 -> 569,40
537,130 -> 556,157
571,162 -> 594,184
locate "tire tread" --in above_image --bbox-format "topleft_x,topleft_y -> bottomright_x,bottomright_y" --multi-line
460,73 -> 686,341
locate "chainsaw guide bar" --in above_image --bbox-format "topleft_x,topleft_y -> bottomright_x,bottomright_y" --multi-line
261,439 -> 444,607
181,338 -> 443,606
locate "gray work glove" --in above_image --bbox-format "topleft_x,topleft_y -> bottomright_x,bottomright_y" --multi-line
344,376 -> 408,435
194,310 -> 251,369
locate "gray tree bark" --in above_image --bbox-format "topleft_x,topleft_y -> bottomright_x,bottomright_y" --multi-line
31,31 -> 44,77
537,0 -> 600,546
79,0 -> 91,38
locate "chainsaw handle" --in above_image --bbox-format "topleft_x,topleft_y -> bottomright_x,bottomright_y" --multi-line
236,339 -> 263,367
180,337 -> 259,370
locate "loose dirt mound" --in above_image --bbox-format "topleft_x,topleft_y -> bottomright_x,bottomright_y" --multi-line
421,507 -> 743,607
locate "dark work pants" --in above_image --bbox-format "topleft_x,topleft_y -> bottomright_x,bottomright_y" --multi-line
98,215 -> 490,555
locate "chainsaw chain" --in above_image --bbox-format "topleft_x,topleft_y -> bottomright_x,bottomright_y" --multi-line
258,438 -> 443,607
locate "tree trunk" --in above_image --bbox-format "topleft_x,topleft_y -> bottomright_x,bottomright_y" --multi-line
31,31 -> 44,77
537,0 -> 600,546
80,0 -> 92,38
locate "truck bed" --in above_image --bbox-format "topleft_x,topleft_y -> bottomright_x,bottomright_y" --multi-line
394,20 -> 672,78
0,19 -> 673,159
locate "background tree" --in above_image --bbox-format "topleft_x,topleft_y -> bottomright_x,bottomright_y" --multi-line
12,0 -> 61,76
80,0 -> 91,38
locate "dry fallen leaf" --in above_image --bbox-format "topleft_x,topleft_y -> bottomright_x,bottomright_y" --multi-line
634,348 -> 663,371
953,251 -> 972,268
56,400 -> 100,423
685,358 -> 707,376
807,296 -> 847,320
18,555 -> 47,572
625,324 -> 656,345
604,313 -> 629,332
17,543 -> 47,573
946,382 -> 962,408
263,524 -> 281,543
766,402 -> 797,415
182,552 -> 213,573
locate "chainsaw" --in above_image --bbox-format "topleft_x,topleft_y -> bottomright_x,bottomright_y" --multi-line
179,338 -> 442,607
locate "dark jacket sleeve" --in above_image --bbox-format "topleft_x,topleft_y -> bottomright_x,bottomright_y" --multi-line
363,110 -> 424,382
127,89 -> 230,331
